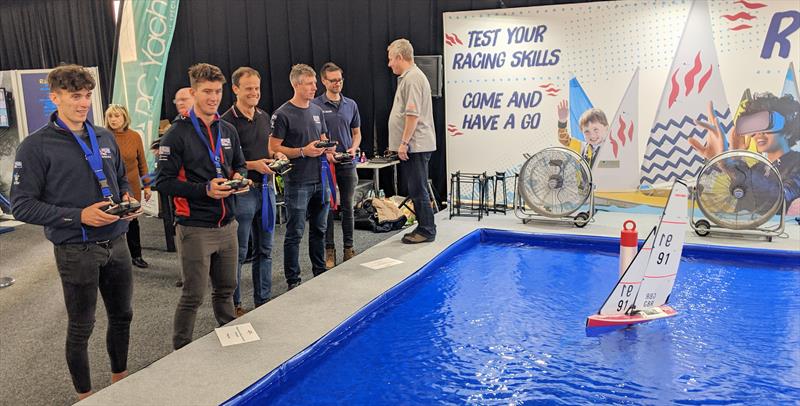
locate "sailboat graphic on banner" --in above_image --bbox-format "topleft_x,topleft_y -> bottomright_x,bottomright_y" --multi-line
569,76 -> 594,142
781,62 -> 799,104
640,0 -> 731,188
594,69 -> 640,192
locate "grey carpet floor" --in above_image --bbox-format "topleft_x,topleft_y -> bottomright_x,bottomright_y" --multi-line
0,215 -> 400,406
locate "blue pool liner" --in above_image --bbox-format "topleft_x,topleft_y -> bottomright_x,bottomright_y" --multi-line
223,229 -> 799,405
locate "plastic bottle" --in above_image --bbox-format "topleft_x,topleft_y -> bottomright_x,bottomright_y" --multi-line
620,220 -> 638,277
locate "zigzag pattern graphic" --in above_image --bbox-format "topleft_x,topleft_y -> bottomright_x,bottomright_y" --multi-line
649,109 -> 731,133
640,111 -> 733,187
641,163 -> 704,186
643,128 -> 709,159
642,140 -> 702,162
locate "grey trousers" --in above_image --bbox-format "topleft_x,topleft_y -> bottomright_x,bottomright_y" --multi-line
173,221 -> 238,350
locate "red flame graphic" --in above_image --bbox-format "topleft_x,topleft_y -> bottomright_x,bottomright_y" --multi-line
610,137 -> 619,158
722,12 -> 756,21
730,24 -> 753,31
698,65 -> 713,93
734,0 -> 767,9
684,52 -> 703,96
668,69 -> 680,108
628,119 -> 634,142
617,116 -> 627,148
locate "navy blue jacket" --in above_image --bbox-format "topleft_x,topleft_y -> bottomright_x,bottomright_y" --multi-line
11,113 -> 130,244
155,113 -> 247,228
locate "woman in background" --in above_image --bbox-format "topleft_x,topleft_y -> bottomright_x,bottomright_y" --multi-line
106,104 -> 151,268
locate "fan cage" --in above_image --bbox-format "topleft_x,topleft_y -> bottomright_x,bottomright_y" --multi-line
518,147 -> 592,218
695,150 -> 784,230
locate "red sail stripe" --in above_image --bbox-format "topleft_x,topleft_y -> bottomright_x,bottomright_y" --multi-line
617,116 -> 627,147
610,137 -> 619,158
546,88 -> 560,93
668,69 -> 680,108
453,131 -> 464,136
734,0 -> 767,10
628,119 -> 635,142
454,34 -> 464,45
684,52 -> 703,96
730,24 -> 753,31
722,11 -> 755,21
445,33 -> 454,41
698,65 -> 713,93
539,83 -> 555,88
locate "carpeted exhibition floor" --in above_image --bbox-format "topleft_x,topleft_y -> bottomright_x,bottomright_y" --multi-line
0,215 -> 400,406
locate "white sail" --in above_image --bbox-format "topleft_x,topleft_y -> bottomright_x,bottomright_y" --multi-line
594,69 -> 640,192
633,180 -> 689,309
597,228 -> 656,315
640,0 -> 731,188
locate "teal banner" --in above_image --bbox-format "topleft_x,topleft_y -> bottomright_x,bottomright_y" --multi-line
112,0 -> 180,169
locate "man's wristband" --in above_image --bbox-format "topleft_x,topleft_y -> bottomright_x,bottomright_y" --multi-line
400,140 -> 409,146
557,121 -> 567,129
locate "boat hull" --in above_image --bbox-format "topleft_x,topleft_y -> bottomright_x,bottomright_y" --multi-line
586,305 -> 677,328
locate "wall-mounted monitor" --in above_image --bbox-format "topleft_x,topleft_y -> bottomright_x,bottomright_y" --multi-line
416,55 -> 443,98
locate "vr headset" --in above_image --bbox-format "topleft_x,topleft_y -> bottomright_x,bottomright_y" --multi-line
735,110 -> 785,135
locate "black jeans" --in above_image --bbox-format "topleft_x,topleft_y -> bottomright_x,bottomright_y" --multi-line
326,164 -> 358,249
53,235 -> 133,394
126,218 -> 142,258
402,152 -> 436,238
284,182 -> 329,285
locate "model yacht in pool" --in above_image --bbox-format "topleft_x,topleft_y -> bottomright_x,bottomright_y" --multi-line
586,179 -> 689,329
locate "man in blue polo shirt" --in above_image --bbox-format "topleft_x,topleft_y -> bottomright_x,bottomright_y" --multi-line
312,62 -> 361,269
269,64 -> 334,290
11,65 -> 138,400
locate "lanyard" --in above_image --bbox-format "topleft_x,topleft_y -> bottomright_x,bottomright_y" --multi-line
261,174 -> 275,233
320,156 -> 337,206
189,109 -> 224,178
56,116 -> 113,199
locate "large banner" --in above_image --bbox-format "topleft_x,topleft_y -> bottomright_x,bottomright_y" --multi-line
112,0 -> 179,169
444,0 -> 800,209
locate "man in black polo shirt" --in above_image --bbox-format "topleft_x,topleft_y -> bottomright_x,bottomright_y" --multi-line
11,65 -> 138,400
312,62 -> 362,269
269,64 -> 334,290
221,67 -> 286,315
156,63 -> 248,350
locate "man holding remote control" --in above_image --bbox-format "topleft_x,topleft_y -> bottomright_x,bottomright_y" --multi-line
312,62 -> 362,270
156,63 -> 248,350
269,64 -> 335,290
11,65 -> 140,400
221,67 -> 287,316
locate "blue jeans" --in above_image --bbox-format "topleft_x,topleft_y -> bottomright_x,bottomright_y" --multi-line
234,186 -> 275,306
403,152 -> 436,238
326,164 -> 358,249
284,182 -> 329,285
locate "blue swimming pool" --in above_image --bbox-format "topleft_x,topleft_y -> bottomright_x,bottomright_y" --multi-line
225,229 -> 800,405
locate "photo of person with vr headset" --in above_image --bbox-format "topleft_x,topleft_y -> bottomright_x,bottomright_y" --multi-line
689,92 -> 800,215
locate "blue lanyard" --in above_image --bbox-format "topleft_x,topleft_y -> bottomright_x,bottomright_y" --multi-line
261,174 -> 275,233
56,116 -> 113,199
189,108 -> 224,178
320,157 -> 337,205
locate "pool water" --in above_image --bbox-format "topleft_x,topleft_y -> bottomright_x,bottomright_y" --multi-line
227,230 -> 800,405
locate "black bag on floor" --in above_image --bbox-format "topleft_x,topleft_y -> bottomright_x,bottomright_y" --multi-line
355,198 -> 406,233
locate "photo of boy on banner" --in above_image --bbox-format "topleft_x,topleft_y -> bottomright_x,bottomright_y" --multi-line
556,100 -> 609,168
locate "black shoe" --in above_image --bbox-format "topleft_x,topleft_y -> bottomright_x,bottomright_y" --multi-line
132,257 -> 149,268
402,232 -> 435,244
175,280 -> 183,288
287,281 -> 300,291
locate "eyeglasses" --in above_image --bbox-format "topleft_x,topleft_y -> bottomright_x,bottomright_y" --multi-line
324,78 -> 343,84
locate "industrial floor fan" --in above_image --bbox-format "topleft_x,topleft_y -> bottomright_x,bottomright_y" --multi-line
691,150 -> 786,241
514,147 -> 594,227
